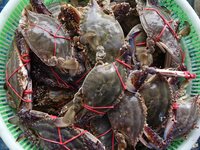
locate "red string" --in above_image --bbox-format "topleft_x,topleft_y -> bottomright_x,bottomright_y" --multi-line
136,42 -> 146,46
112,131 -> 115,150
29,24 -> 71,41
50,67 -> 76,90
82,104 -> 114,115
113,62 -> 127,90
97,128 -> 112,138
58,128 -> 63,144
144,7 -> 185,64
6,57 -> 32,103
38,127 -> 88,149
183,71 -> 196,79
144,8 -> 178,39
75,68 -> 93,85
115,59 -> 132,69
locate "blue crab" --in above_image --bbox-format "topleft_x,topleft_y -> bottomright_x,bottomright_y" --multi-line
9,110 -> 105,150
136,0 -> 190,67
74,0 -> 125,63
108,92 -> 147,149
55,62 -> 127,127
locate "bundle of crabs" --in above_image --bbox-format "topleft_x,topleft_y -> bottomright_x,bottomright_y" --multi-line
5,0 -> 200,149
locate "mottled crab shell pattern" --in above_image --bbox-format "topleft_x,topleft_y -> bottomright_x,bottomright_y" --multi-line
82,63 -> 126,108
6,40 -> 29,109
21,11 -> 72,67
80,0 -> 124,62
137,2 -> 182,63
138,74 -> 172,129
30,119 -> 105,150
85,115 -> 116,150
108,92 -> 147,147
32,84 -> 74,115
127,24 -> 153,66
165,96 -> 200,139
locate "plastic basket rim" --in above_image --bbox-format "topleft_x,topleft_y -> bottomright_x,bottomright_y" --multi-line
0,0 -> 200,150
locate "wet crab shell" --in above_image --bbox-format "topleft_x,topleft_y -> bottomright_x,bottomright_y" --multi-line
6,39 -> 29,109
138,74 -> 173,129
32,84 -> 74,115
9,110 -> 105,150
108,92 -> 147,147
82,62 -> 126,108
80,0 -> 125,62
136,1 -> 182,63
165,95 -> 200,139
31,119 -> 105,150
127,24 -> 153,66
79,115 -> 117,150
21,11 -> 72,67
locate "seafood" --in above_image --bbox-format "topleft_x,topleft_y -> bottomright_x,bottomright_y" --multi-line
77,0 -> 125,63
138,74 -> 173,129
108,92 -> 147,149
136,0 -> 190,66
56,62 -> 127,127
21,10 -> 79,73
5,0 -> 199,149
79,115 -> 117,150
164,81 -> 200,140
58,4 -> 81,35
6,30 -> 32,110
9,110 -> 105,150
112,2 -> 140,36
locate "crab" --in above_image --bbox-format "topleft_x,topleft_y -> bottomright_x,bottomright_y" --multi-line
55,62 -> 127,127
126,24 -> 153,66
163,80 -> 200,141
32,84 -> 74,115
30,0 -> 52,15
112,2 -> 140,36
74,0 -> 125,63
20,10 -> 79,73
140,80 -> 200,150
138,73 -> 173,129
136,0 -> 190,68
5,30 -> 32,111
108,91 -> 147,149
9,110 -> 105,150
76,115 -> 117,150
58,3 -> 81,36
18,2 -> 93,89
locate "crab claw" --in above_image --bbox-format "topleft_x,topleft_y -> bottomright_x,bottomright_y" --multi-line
178,21 -> 191,39
164,95 -> 200,139
54,106 -> 76,127
75,32 -> 99,51
146,67 -> 196,79
30,0 -> 52,15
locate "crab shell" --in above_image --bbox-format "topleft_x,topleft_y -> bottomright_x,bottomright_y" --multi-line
136,1 -> 182,64
112,2 -> 140,36
82,62 -> 126,109
31,119 -> 105,150
80,0 -> 125,62
58,3 -> 81,34
138,74 -> 173,129
77,115 -> 117,150
9,110 -> 105,150
6,38 -> 29,109
21,11 -> 77,70
164,95 -> 200,139
32,84 -> 74,115
108,92 -> 147,148
127,24 -> 153,66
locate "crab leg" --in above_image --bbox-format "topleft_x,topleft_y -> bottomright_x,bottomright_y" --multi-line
146,67 -> 196,79
30,0 -> 52,15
